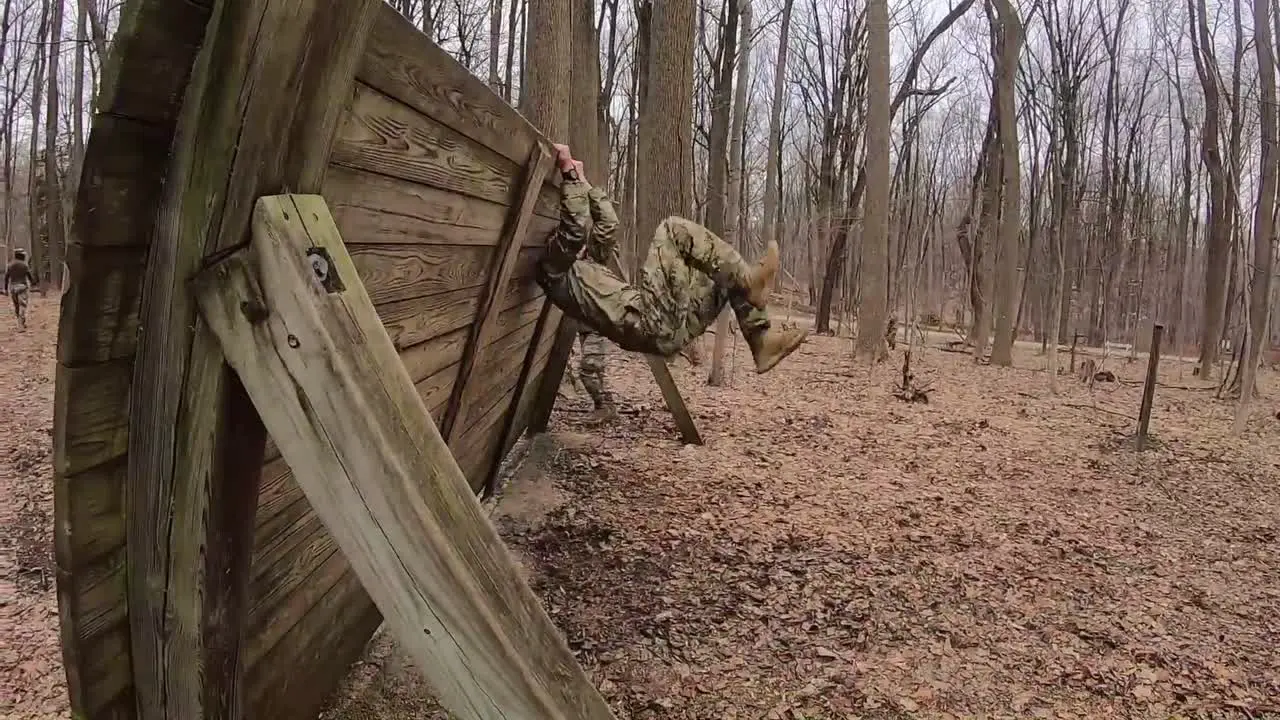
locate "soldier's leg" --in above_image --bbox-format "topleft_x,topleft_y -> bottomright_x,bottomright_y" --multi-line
641,217 -> 759,301
578,331 -> 614,420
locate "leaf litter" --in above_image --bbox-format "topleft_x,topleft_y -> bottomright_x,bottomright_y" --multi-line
3,298 -> 1279,719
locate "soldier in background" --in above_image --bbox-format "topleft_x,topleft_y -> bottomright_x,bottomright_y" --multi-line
577,330 -> 614,423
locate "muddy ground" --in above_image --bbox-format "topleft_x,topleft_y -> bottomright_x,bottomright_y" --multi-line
3,296 -> 1279,719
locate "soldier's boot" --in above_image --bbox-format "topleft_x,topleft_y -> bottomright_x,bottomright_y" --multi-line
585,392 -> 617,425
745,324 -> 809,374
745,241 -> 780,308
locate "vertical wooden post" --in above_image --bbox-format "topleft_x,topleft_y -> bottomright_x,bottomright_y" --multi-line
440,144 -> 554,441
1136,323 -> 1164,451
1070,332 -> 1079,373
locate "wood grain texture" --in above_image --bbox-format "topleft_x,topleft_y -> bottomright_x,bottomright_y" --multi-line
54,361 -> 131,479
359,3 -> 545,167
348,242 -> 541,306
481,293 -> 563,491
442,145 -> 554,440
54,0 -> 213,709
378,277 -> 544,351
122,0 -> 379,716
332,82 -> 558,215
193,195 -> 614,719
324,163 -> 558,246
244,569 -> 380,719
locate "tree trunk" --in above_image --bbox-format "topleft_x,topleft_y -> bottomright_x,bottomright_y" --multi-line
761,0 -> 794,271
706,0 -> 742,386
504,0 -> 522,101
637,0 -> 696,240
523,0 -> 571,137
489,0 -> 504,93
1190,0 -> 1231,377
0,0 -> 13,249
569,0 -> 600,177
856,0 -> 890,361
1232,0 -> 1277,433
989,0 -> 1024,366
710,0 -> 752,385
44,0 -> 67,288
26,0 -> 48,280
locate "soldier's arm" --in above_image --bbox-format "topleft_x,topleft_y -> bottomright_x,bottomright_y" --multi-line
541,174 -> 593,275
584,186 -> 619,264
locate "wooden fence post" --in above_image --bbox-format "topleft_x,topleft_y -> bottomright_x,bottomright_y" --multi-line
1136,323 -> 1164,450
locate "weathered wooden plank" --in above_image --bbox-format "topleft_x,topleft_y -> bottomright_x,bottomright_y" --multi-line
54,361 -> 131,478
70,556 -> 128,644
54,459 -> 126,571
94,0 -> 212,124
82,621 -> 135,718
248,522 -> 342,648
332,82 -> 555,213
484,297 -> 561,495
324,163 -> 559,244
251,507 -> 326,596
55,0 -> 215,705
244,569 -> 380,720
415,302 -> 546,422
57,245 -> 148,367
123,0 -> 380,715
349,242 -> 542,306
193,194 -> 615,719
527,317 -> 578,434
442,145 -> 554,440
378,275 -> 544,351
244,542 -> 351,671
251,456 -> 295,531
359,3 -> 541,167
448,319 -> 548,443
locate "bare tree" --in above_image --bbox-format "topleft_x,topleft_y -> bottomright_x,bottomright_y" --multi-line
708,0 -> 743,385
855,0 -> 889,361
1231,0 -> 1277,432
762,0 -> 795,279
42,0 -> 65,287
637,0 -> 697,239
988,0 -> 1024,366
1188,0 -> 1231,378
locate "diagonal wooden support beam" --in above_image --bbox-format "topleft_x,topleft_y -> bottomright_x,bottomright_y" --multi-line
190,194 -> 615,720
440,143 -> 554,442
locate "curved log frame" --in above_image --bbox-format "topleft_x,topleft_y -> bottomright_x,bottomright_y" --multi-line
55,0 -> 384,715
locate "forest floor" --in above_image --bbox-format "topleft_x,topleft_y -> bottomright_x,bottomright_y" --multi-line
2,298 -> 1279,719
324,323 -> 1280,719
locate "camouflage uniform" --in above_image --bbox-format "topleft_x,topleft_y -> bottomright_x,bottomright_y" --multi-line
576,330 -> 611,409
536,177 -> 771,358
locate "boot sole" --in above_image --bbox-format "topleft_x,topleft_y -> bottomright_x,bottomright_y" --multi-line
754,334 -> 808,373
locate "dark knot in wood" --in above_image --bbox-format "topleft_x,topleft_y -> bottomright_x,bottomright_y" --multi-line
240,300 -> 270,325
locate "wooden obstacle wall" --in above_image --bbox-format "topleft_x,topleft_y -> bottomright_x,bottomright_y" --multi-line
53,1 -> 570,717
240,11 -> 565,717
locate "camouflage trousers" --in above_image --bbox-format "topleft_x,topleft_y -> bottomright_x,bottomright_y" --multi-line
540,214 -> 771,358
577,329 -> 610,408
